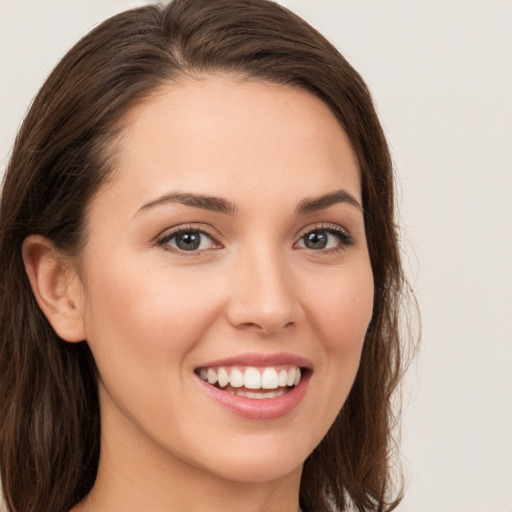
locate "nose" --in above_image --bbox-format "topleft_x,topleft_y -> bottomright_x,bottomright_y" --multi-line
226,248 -> 297,335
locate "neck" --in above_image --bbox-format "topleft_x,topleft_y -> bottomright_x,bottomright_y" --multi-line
78,463 -> 303,512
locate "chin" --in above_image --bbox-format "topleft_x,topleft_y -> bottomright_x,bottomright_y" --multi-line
208,454 -> 305,484
179,429 -> 317,484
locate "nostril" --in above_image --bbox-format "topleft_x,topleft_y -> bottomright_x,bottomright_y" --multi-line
260,320 -> 294,335
234,318 -> 295,335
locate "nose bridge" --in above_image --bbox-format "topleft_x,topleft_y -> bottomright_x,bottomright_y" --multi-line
227,242 -> 296,334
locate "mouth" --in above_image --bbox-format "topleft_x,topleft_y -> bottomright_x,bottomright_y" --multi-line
194,355 -> 311,420
195,365 -> 303,399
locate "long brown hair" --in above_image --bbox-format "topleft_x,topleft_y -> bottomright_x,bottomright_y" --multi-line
0,1 -> 414,510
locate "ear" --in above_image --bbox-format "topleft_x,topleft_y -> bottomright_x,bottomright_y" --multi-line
22,235 -> 86,342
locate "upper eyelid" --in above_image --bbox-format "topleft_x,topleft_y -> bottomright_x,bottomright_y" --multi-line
155,222 -> 352,246
157,223 -> 218,237
294,223 -> 354,250
156,224 -> 222,246
295,222 -> 350,238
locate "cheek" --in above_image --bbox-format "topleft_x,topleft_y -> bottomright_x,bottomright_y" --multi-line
83,256 -> 221,341
307,262 -> 374,352
281,269 -> 372,453
302,259 -> 374,418
80,258 -> 232,411
80,263 -> 224,428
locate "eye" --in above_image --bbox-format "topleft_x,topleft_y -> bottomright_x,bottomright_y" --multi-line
295,225 -> 353,252
158,228 -> 218,252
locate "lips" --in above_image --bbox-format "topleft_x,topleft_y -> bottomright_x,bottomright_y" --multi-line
194,353 -> 311,420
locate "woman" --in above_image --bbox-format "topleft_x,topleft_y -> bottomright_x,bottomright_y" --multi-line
0,1 -> 412,511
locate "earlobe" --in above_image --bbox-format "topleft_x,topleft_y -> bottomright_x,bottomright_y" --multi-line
22,234 -> 86,343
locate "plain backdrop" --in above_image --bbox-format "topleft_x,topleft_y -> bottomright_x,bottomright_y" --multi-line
1,1 -> 511,511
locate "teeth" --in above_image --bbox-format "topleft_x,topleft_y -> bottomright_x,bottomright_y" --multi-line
234,389 -> 288,399
230,368 -> 244,388
278,369 -> 288,387
217,367 -> 229,388
197,365 -> 303,392
207,368 -> 217,385
244,367 -> 261,389
261,368 -> 278,389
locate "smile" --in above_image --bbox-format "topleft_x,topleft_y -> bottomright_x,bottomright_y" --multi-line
194,355 -> 311,420
197,365 -> 302,399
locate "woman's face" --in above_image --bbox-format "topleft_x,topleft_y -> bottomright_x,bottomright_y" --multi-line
77,76 -> 374,484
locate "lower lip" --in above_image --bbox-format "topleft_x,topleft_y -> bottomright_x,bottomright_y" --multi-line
196,372 -> 310,420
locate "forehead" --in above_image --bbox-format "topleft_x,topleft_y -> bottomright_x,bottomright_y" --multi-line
99,76 -> 361,214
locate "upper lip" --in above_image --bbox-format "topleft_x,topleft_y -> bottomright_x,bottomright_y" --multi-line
195,352 -> 312,370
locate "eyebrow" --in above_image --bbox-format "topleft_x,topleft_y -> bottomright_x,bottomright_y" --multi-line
136,188 -> 362,218
136,192 -> 238,216
296,189 -> 363,214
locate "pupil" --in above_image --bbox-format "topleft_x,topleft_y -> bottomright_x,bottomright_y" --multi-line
177,232 -> 200,250
305,231 -> 327,249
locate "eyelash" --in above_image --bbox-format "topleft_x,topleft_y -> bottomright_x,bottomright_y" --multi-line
156,225 -> 221,254
156,223 -> 353,254
295,223 -> 354,254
